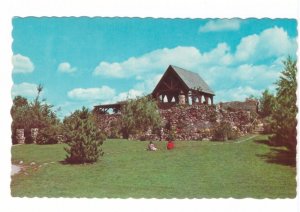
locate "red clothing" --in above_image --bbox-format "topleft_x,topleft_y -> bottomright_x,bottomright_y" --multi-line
167,141 -> 174,150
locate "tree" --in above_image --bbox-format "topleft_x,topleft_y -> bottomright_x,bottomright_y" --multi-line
11,84 -> 61,144
11,96 -> 30,144
63,107 -> 105,164
259,89 -> 276,118
271,57 -> 297,152
121,96 -> 162,139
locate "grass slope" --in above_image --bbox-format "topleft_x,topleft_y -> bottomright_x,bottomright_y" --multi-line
11,135 -> 296,198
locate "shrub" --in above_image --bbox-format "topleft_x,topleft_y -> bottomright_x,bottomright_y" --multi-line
121,96 -> 162,139
36,125 -> 62,144
64,107 -> 105,164
213,122 -> 238,141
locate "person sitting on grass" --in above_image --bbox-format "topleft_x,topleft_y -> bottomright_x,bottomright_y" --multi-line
167,139 -> 174,150
147,141 -> 157,151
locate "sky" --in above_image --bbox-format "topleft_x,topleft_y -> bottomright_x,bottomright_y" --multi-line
11,18 -> 297,119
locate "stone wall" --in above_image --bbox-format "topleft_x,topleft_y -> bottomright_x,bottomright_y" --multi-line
94,102 -> 256,141
220,98 -> 258,113
94,113 -> 122,138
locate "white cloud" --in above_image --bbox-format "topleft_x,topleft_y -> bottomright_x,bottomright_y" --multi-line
93,46 -> 201,78
235,26 -> 296,63
232,63 -> 281,85
200,43 -> 233,66
12,82 -> 38,98
199,19 -> 241,32
57,62 -> 77,73
91,26 -> 296,106
67,86 -> 116,101
102,89 -> 144,105
134,74 -> 163,94
12,54 -> 34,73
215,86 -> 263,102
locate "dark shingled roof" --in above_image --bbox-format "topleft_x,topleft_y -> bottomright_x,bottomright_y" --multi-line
170,65 -> 215,95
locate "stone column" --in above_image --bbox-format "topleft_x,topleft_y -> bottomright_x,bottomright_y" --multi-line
16,129 -> 25,144
179,93 -> 186,105
31,128 -> 39,143
204,96 -> 209,104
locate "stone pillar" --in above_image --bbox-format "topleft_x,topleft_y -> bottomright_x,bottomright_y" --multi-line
16,129 -> 25,144
179,93 -> 186,105
31,128 -> 39,143
204,96 -> 209,104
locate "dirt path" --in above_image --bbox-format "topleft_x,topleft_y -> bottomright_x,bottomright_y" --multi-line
11,164 -> 21,176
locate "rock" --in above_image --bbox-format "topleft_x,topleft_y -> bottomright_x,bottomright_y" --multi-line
16,129 -> 25,144
19,160 -> 23,164
30,162 -> 36,165
94,103 -> 256,141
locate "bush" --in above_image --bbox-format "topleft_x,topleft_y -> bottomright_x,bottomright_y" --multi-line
36,125 -> 62,144
213,122 -> 238,141
64,107 -> 105,164
121,96 -> 162,139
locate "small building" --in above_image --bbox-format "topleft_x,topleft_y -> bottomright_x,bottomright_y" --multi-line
152,65 -> 215,106
93,101 -> 126,114
94,65 -> 215,114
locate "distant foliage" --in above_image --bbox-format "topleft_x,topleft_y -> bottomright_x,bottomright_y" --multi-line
63,107 -> 105,164
121,96 -> 162,139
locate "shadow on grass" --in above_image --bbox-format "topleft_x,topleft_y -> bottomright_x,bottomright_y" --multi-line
254,136 -> 296,167
256,148 -> 296,167
59,160 -> 68,165
253,137 -> 283,147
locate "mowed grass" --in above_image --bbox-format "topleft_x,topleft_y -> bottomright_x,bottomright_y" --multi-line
11,134 -> 296,198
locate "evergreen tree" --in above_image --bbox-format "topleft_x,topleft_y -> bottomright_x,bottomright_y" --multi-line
259,89 -> 276,118
64,107 -> 105,164
271,57 -> 297,152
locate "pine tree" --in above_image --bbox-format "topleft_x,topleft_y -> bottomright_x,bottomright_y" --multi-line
271,57 -> 297,152
64,107 -> 105,164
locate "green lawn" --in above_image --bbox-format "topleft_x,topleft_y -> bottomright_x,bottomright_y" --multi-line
11,134 -> 296,198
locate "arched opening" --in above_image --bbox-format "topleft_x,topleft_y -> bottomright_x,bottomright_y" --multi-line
171,96 -> 176,102
200,95 -> 205,104
163,95 -> 168,103
159,95 -> 163,102
195,97 -> 199,103
207,97 -> 211,105
188,96 -> 192,105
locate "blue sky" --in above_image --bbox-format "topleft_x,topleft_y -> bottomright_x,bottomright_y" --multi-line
12,18 -> 297,118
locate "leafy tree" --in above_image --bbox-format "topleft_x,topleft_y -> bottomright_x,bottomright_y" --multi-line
271,57 -> 297,152
259,89 -> 276,118
11,84 -> 61,144
121,96 -> 162,139
63,107 -> 105,164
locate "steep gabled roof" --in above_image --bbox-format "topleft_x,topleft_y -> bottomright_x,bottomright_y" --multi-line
170,65 -> 215,95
